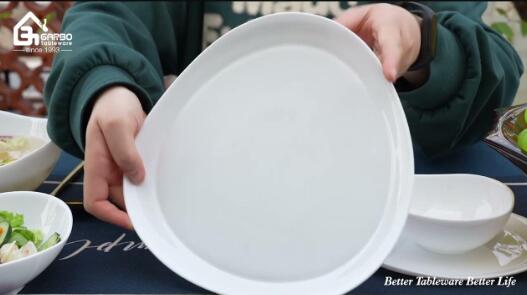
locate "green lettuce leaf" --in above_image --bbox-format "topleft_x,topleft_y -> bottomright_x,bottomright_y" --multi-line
31,229 -> 44,246
12,228 -> 35,244
0,211 -> 24,227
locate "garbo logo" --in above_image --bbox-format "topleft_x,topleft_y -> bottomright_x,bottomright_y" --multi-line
13,11 -> 72,53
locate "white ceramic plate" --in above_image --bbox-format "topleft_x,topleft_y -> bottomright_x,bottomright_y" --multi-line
384,213 -> 527,279
124,12 -> 414,294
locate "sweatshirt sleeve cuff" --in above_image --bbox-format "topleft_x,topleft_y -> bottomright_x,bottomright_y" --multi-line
399,23 -> 466,110
69,65 -> 154,153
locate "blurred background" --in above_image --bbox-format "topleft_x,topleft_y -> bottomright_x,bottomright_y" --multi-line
0,1 -> 526,117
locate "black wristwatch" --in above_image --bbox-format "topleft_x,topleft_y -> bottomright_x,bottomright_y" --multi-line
396,1 -> 438,71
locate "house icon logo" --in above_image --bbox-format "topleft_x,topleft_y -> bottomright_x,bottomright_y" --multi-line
13,11 -> 48,46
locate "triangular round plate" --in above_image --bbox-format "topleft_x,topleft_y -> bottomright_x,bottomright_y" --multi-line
124,12 -> 414,294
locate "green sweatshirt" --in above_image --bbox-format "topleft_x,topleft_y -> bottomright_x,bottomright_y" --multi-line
44,1 -> 524,159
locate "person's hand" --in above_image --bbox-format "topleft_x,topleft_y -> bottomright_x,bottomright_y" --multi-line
336,3 -> 425,84
84,86 -> 146,229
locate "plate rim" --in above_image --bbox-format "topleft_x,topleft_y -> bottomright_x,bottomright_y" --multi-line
383,213 -> 527,280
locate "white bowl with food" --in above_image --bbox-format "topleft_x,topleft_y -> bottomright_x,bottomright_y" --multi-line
406,174 -> 514,254
0,191 -> 73,294
0,111 -> 61,192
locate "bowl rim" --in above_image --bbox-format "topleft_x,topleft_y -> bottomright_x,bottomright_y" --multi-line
0,191 -> 73,269
409,174 -> 515,224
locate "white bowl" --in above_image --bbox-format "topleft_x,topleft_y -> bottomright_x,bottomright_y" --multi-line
0,191 -> 73,294
406,174 -> 514,254
0,111 -> 61,192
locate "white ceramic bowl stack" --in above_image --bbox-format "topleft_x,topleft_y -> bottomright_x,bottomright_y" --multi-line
383,174 -> 523,279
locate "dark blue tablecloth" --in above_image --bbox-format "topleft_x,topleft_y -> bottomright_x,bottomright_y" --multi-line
20,142 -> 527,294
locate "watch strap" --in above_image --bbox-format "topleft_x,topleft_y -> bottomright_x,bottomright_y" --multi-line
396,1 -> 438,71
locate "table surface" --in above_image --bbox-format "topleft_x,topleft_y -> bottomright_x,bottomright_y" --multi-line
19,142 -> 527,295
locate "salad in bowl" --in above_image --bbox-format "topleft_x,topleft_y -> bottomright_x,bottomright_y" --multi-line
0,191 -> 72,295
0,210 -> 60,264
